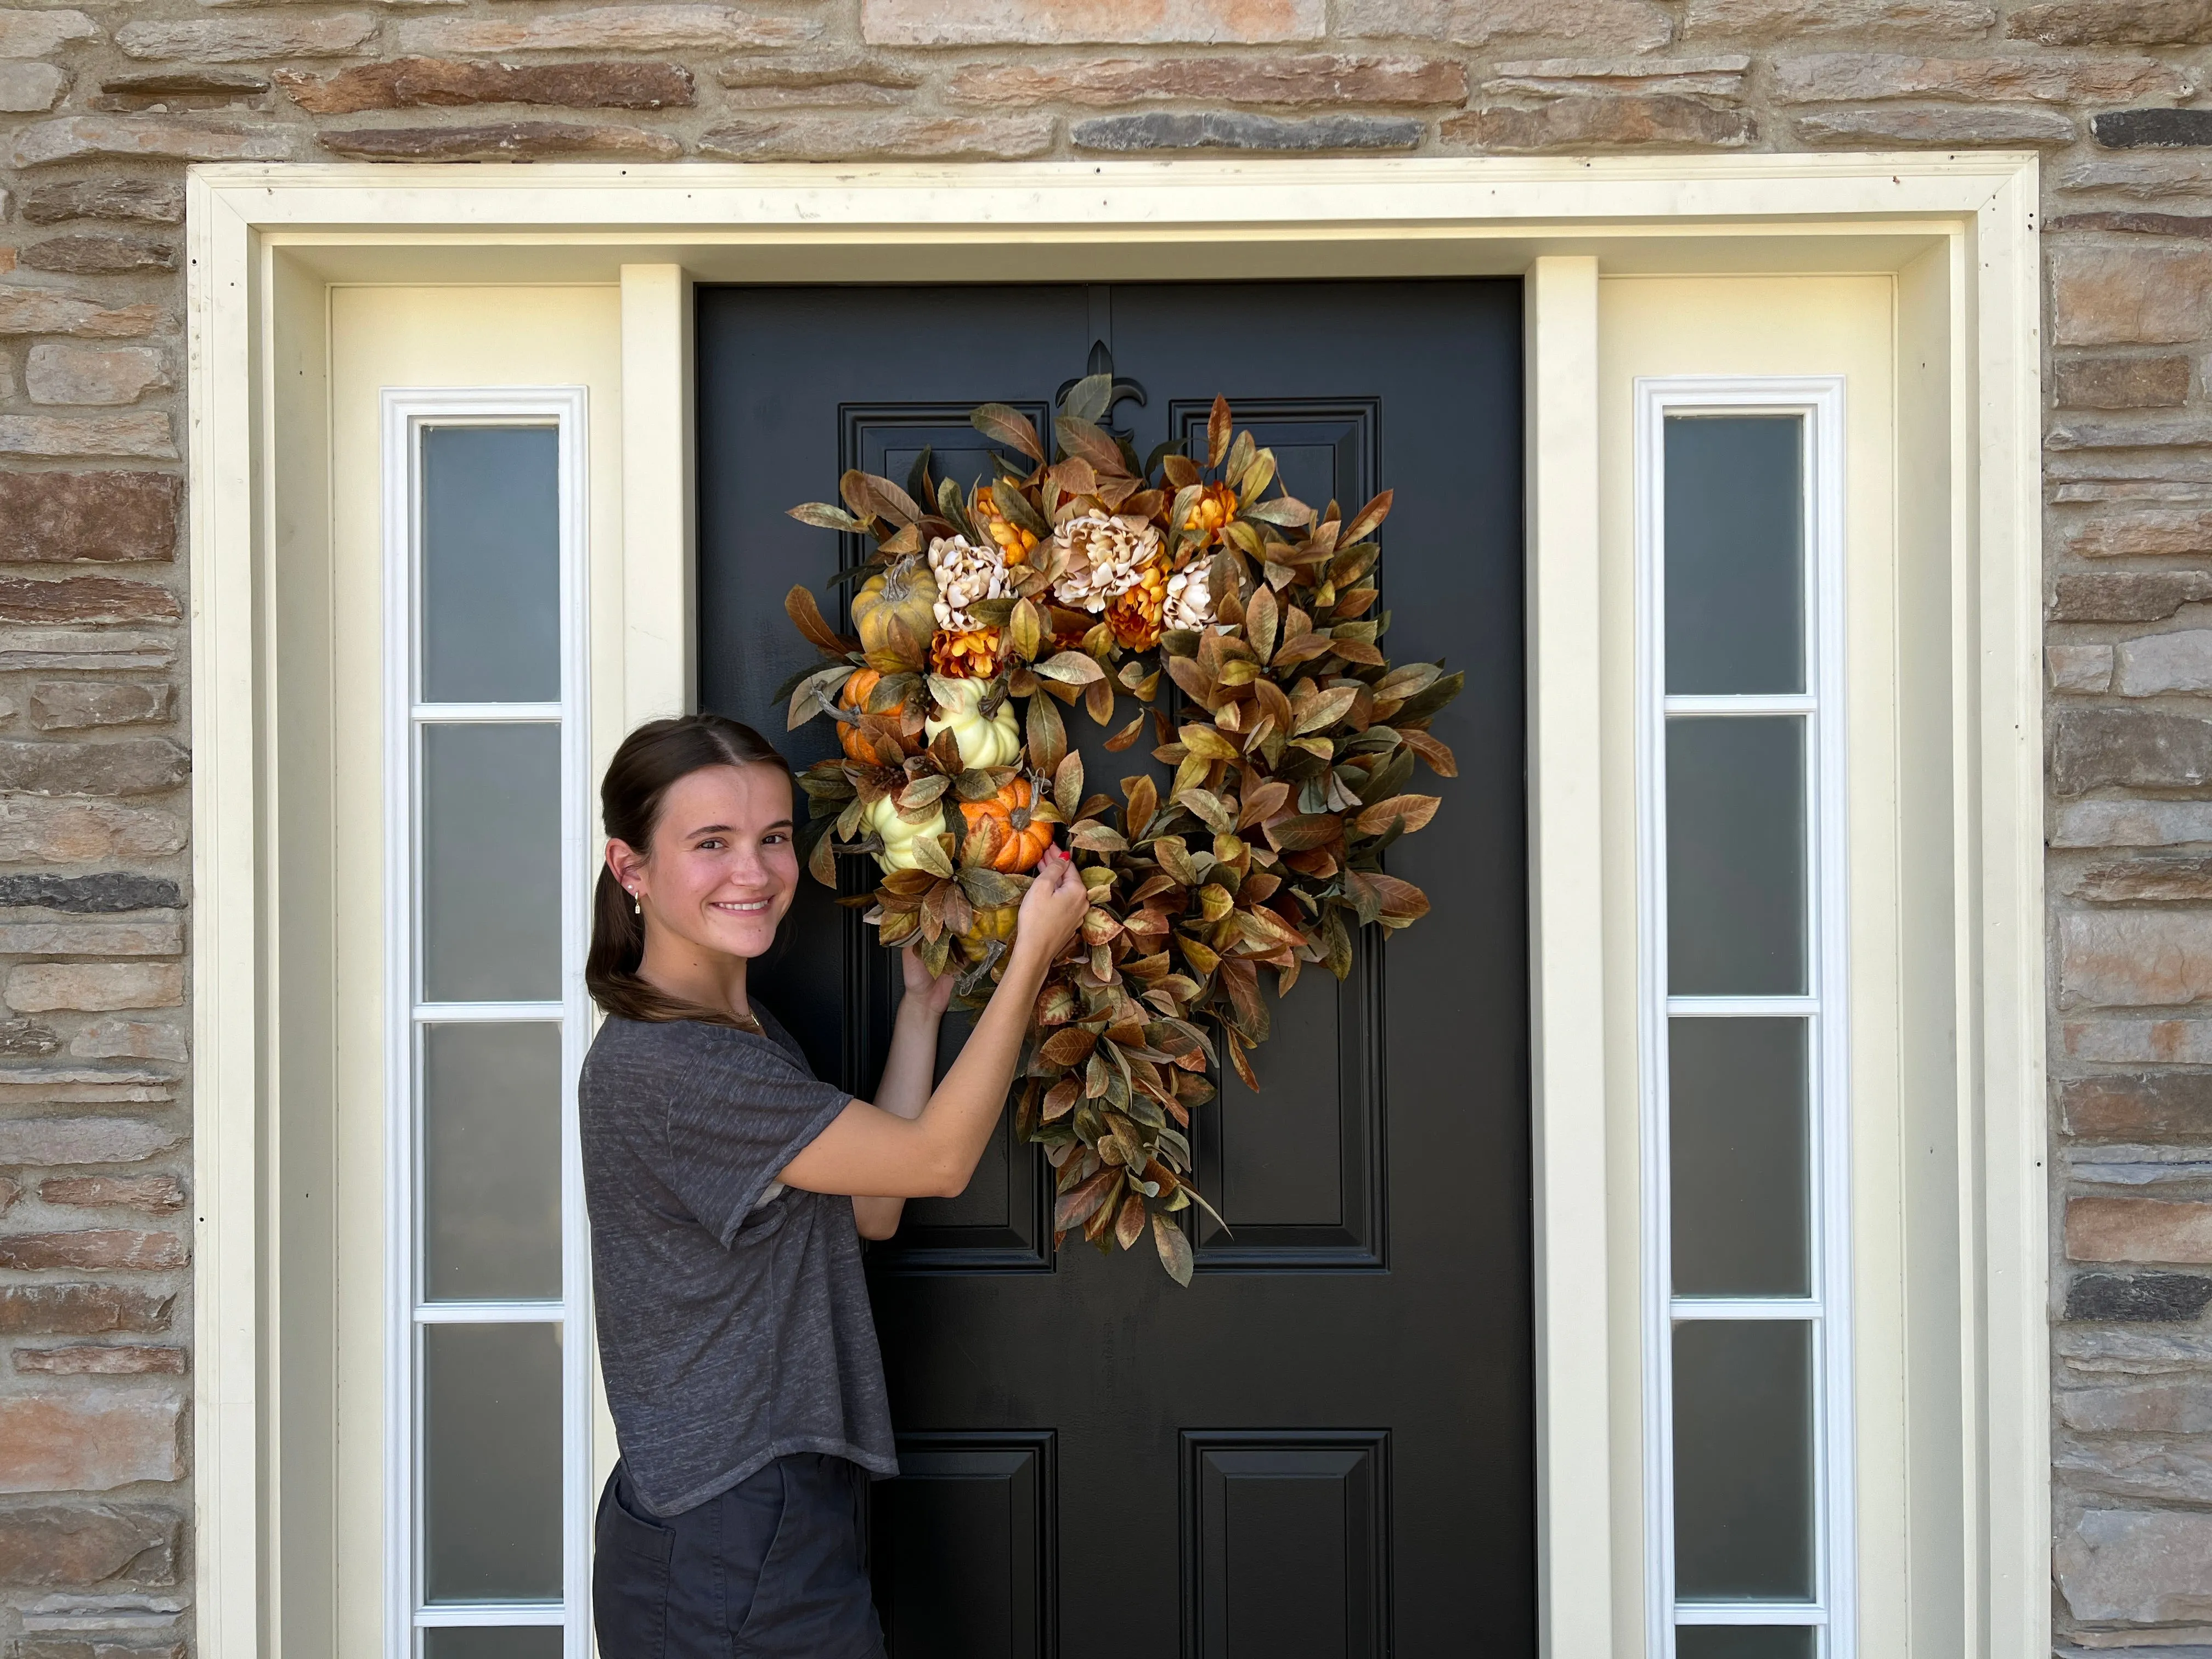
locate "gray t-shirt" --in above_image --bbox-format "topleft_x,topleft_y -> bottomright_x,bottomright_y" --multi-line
579,1006 -> 896,1516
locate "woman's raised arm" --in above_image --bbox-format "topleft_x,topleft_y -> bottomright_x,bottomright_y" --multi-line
778,848 -> 1091,1202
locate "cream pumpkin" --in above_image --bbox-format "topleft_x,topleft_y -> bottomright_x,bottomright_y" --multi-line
924,676 -> 1022,769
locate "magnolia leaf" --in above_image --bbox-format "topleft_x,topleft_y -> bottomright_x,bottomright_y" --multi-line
1009,596 -> 1044,663
1086,675 -> 1116,729
1266,812 -> 1341,853
1105,714 -> 1147,752
908,832 -> 956,881
1244,583 -> 1279,667
1178,787 -> 1234,836
807,824 -> 839,887
840,469 -> 922,529
1373,662 -> 1440,703
1114,1192 -> 1149,1251
1028,691 -> 1068,777
1054,752 -> 1085,819
960,866 -> 1026,909
1070,821 -> 1130,854
1179,723 -> 1240,761
1062,372 -> 1113,427
1056,1166 -> 1119,1233
1043,1077 -> 1082,1121
1034,650 -> 1107,686
992,478 -> 1052,540
1124,774 -> 1159,841
1401,728 -> 1459,777
1237,445 -> 1278,504
787,664 -> 853,732
1238,779 -> 1291,830
1240,495 -> 1314,528
972,401 -> 1045,461
1152,1212 -> 1194,1285
788,500 -> 870,534
1341,487 -> 1395,548
1367,871 -> 1431,924
1393,669 -> 1465,725
1293,685 -> 1360,736
1224,429 -> 1255,485
1056,415 -> 1126,475
1228,1030 -> 1261,1091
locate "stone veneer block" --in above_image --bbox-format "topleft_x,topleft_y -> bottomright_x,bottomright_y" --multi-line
18,381 -> 129,460
701,112 -> 1054,158
1340,0 -> 1672,50
0,798 -> 185,863
0,1504 -> 179,1586
115,15 -> 377,63
2059,910 -> 2212,1005
2064,1022 -> 2212,1065
2069,507 -> 2212,554
1071,110 -> 1423,151
0,1389 -> 183,1493
861,0 -> 1325,44
2068,1195 -> 2212,1263
1773,52 -> 2186,103
1686,0 -> 1995,29
2051,709 -> 2212,794
20,179 -> 184,228
5,963 -> 185,1013
0,294 -> 162,343
0,13 -> 99,58
2117,628 -> 2212,695
0,1233 -> 188,1273
0,1116 -> 180,1165
40,1173 -> 187,1211
0,65 -> 67,116
1448,95 -> 1755,150
2052,245 -> 2212,346
0,475 -> 176,567
7,116 -> 293,168
20,241 -> 175,281
947,54 -> 1468,106
2012,0 -> 2212,46
0,1285 -> 173,1335
0,415 -> 176,462
2052,799 -> 2212,847
2056,1508 -> 2212,1623
15,1345 -> 187,1375
2048,642 -> 2114,692
317,121 -> 683,161
278,58 -> 696,114
396,7 -> 819,55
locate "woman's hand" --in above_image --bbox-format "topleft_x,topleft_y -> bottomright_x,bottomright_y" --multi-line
1013,848 -> 1090,968
899,943 -> 958,1020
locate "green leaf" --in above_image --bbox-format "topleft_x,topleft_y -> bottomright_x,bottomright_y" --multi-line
1062,373 -> 1113,427
908,833 -> 956,880
991,478 -> 1052,540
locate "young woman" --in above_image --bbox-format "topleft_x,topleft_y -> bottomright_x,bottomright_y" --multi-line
580,713 -> 1090,1658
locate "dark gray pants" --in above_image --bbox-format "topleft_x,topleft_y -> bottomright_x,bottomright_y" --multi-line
594,1454 -> 887,1659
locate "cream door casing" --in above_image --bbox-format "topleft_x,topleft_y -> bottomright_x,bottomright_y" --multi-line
1596,274 -> 1951,1657
312,285 -> 624,1658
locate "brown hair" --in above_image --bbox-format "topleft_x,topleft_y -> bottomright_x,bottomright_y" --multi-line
586,713 -> 794,1026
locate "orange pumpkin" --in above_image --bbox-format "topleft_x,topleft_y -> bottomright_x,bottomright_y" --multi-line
837,668 -> 907,762
959,777 -> 1053,873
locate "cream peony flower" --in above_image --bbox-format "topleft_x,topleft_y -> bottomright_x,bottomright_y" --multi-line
927,534 -> 1009,633
1048,511 -> 1163,614
1163,560 -> 1215,633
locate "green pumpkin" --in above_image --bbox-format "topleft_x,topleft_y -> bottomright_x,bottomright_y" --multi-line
851,556 -> 939,669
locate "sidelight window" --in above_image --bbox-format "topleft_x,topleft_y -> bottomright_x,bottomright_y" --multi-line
383,392 -> 593,1658
1637,381 -> 1854,1658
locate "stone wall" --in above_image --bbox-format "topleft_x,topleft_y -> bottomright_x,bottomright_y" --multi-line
6,0 -> 2212,1650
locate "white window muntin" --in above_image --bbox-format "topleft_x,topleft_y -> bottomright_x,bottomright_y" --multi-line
1634,376 -> 1855,1659
382,387 -> 594,1659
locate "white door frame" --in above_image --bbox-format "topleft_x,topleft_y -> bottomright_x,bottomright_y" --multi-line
185,155 -> 2045,1658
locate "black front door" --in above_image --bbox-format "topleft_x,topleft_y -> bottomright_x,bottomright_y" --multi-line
696,281 -> 1531,1657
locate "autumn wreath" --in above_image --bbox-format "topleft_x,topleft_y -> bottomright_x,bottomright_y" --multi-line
781,376 -> 1459,1282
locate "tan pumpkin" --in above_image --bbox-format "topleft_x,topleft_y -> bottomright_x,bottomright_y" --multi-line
851,556 -> 939,667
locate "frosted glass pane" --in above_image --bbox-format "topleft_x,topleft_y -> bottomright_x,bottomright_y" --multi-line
1673,1320 -> 1815,1601
1666,718 -> 1806,996
423,1322 -> 564,1602
1664,415 -> 1805,696
424,1023 -> 562,1302
424,1631 -> 563,1659
1676,1628 -> 1817,1659
422,723 -> 561,1003
421,426 -> 561,704
1670,1019 -> 1810,1297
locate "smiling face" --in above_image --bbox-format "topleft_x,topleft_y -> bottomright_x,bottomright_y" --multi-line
608,762 -> 799,964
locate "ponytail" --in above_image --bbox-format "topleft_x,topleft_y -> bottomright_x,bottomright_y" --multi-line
586,713 -> 792,1026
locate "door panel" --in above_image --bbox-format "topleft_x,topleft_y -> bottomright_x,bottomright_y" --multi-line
696,280 -> 1531,1656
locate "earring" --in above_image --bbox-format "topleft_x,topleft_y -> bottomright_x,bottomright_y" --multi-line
631,890 -> 642,915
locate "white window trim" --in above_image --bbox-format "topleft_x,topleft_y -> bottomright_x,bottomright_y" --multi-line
1634,379 -> 1854,1657
380,388 -> 596,1658
185,156 -> 2046,1659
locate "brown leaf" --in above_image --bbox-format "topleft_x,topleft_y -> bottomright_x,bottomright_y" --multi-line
1244,584 -> 1279,666
1086,676 -> 1116,728
1043,1077 -> 1082,1121
1355,793 -> 1442,836
1056,1166 -> 1119,1233
1105,714 -> 1147,752
972,402 -> 1044,462
1207,396 -> 1232,469
1340,488 -> 1393,547
1400,729 -> 1458,777
1114,1192 -> 1148,1251
785,584 -> 853,656
1035,650 -> 1105,686
1237,779 -> 1291,830
1040,1025 -> 1098,1069
840,469 -> 922,529
1027,690 -> 1068,777
1368,872 -> 1430,923
1124,774 -> 1159,841
1153,1211 -> 1194,1284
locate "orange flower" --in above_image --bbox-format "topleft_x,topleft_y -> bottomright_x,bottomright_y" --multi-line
1183,483 -> 1238,542
930,625 -> 1003,678
1106,557 -> 1167,651
972,492 -> 1040,566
